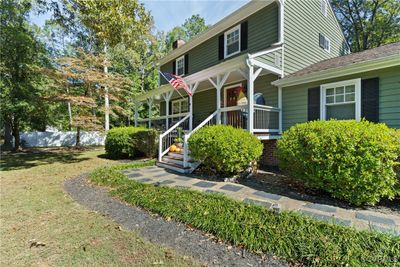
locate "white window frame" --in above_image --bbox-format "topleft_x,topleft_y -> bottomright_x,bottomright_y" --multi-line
320,78 -> 361,121
171,98 -> 188,115
175,55 -> 185,76
224,24 -> 241,58
319,33 -> 330,53
320,0 -> 328,17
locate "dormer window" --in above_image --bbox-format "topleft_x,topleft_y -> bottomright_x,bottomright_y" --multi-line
176,55 -> 185,76
224,25 -> 241,58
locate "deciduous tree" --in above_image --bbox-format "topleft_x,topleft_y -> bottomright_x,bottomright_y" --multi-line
331,0 -> 400,52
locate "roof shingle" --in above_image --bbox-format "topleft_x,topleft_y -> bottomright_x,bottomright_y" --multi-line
285,42 -> 400,79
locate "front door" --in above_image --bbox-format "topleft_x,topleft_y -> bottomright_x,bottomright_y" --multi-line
225,86 -> 245,128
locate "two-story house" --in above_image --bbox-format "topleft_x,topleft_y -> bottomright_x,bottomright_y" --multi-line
132,0 -> 400,173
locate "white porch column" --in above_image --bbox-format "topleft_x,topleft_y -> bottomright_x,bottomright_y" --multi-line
247,64 -> 254,133
162,91 -> 173,130
278,86 -> 283,134
188,82 -> 199,131
134,102 -> 140,127
208,73 -> 230,125
216,75 -> 221,124
147,97 -> 153,128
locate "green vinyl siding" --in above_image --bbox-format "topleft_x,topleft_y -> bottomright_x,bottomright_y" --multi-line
254,74 -> 279,107
284,0 -> 348,75
160,3 -> 278,85
282,66 -> 400,130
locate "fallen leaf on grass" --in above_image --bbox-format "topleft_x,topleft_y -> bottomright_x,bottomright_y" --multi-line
29,240 -> 46,248
164,251 -> 174,260
152,260 -> 164,265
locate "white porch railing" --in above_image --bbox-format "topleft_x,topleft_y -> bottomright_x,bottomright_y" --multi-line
158,114 -> 190,162
220,104 -> 280,133
138,112 -> 189,131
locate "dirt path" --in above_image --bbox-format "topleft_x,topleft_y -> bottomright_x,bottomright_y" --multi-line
64,175 -> 288,267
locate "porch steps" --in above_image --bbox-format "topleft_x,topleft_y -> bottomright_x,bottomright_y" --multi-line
156,151 -> 200,174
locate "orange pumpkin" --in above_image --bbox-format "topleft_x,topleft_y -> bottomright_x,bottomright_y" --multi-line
170,144 -> 177,152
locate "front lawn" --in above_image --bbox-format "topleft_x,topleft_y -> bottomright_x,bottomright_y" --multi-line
90,163 -> 400,267
0,148 -> 197,266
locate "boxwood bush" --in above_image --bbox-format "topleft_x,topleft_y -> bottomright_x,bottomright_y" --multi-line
188,125 -> 263,175
277,120 -> 400,205
105,127 -> 158,159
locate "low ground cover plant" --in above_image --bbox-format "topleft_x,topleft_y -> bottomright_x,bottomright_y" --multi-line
105,127 -> 158,159
277,120 -> 400,205
90,164 -> 400,267
188,125 -> 263,176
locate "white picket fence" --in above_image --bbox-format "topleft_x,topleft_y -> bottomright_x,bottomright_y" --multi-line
20,131 -> 105,147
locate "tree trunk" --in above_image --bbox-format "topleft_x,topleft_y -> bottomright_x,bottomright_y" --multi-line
75,127 -> 81,147
66,87 -> 73,131
12,121 -> 21,151
104,44 -> 110,131
3,121 -> 13,150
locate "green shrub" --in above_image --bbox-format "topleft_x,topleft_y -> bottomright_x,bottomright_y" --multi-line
188,125 -> 263,175
277,120 -> 400,205
105,127 -> 158,159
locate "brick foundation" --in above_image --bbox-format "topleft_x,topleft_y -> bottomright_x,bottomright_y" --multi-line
260,139 -> 279,167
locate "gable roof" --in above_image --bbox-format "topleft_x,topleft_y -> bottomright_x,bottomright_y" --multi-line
273,42 -> 400,87
157,0 -> 274,66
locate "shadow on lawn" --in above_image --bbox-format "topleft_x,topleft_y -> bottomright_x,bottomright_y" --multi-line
0,148 -> 91,171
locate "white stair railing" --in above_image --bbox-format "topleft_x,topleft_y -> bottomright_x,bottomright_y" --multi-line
183,110 -> 218,168
158,114 -> 190,162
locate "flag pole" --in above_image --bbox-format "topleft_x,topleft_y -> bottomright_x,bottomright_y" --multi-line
159,71 -> 185,99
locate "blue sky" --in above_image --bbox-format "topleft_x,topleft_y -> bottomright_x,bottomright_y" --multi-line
31,0 -> 250,33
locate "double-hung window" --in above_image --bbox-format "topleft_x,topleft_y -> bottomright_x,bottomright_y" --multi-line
320,78 -> 361,120
224,25 -> 240,58
172,98 -> 188,115
176,56 -> 185,76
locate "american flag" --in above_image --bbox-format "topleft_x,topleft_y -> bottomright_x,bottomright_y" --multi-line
160,72 -> 192,96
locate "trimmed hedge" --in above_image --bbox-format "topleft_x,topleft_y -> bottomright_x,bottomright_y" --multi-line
277,120 -> 400,205
105,127 -> 158,159
90,164 -> 400,267
188,125 -> 263,175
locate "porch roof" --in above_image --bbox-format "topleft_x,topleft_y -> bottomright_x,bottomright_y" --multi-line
134,54 -> 248,102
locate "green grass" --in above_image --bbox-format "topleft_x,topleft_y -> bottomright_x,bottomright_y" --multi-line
0,148 -> 197,266
90,164 -> 400,267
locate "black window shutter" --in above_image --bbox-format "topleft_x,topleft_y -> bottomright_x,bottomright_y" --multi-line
218,34 -> 224,60
308,87 -> 320,121
184,54 -> 189,75
241,21 -> 248,51
361,77 -> 379,122
172,60 -> 176,75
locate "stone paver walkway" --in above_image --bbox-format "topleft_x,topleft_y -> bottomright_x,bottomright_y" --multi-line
121,166 -> 400,236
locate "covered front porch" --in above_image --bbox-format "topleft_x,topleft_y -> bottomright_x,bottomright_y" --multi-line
133,46 -> 283,137
133,45 -> 284,172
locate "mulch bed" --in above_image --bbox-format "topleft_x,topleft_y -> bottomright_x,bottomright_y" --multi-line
192,166 -> 400,217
